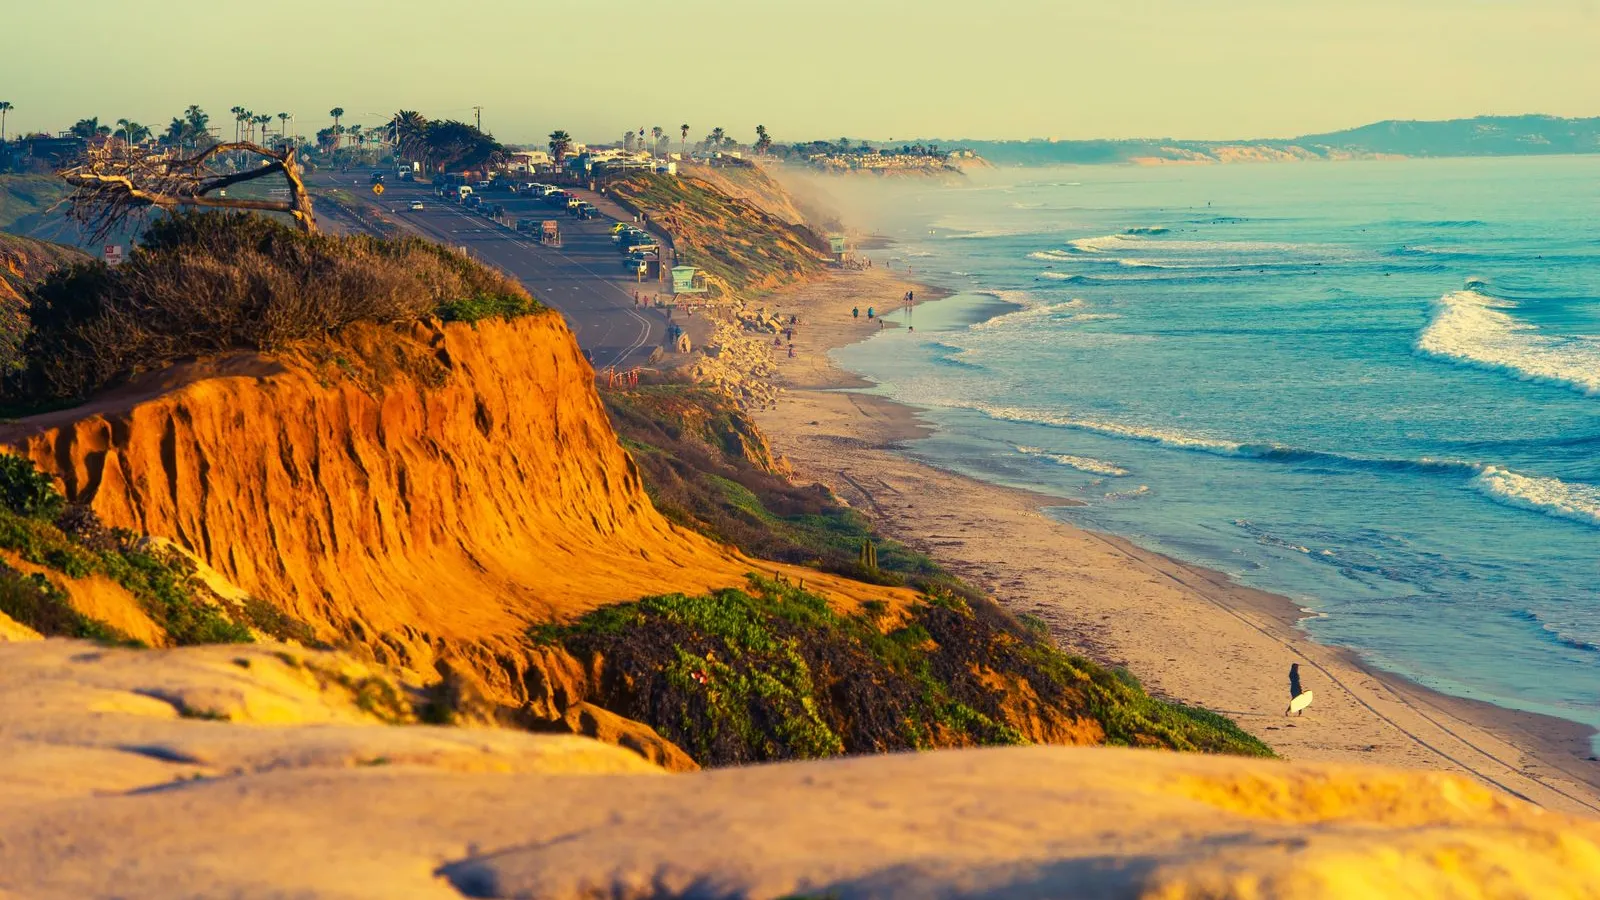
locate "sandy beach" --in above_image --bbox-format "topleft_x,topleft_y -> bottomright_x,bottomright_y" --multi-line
750,265 -> 1600,816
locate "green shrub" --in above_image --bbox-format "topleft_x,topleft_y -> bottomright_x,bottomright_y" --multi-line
0,454 -> 65,521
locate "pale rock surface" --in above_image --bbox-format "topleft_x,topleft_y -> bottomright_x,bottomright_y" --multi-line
4,640 -> 1600,899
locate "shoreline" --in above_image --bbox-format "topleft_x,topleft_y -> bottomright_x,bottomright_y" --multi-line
749,265 -> 1600,816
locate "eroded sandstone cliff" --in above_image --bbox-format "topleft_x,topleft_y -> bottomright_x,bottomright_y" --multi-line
0,314 -> 896,703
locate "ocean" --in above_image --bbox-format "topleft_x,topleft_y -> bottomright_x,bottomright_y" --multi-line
829,156 -> 1600,735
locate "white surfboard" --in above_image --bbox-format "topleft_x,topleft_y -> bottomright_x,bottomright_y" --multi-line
1286,690 -> 1314,716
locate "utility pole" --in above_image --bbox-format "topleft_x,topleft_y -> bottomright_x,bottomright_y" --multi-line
472,106 -> 483,131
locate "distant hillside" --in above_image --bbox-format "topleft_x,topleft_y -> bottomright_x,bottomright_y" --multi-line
959,115 -> 1600,166
0,175 -> 71,236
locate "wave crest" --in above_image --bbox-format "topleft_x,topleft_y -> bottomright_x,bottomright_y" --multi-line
1016,445 -> 1129,476
1470,467 -> 1600,528
1415,289 -> 1600,396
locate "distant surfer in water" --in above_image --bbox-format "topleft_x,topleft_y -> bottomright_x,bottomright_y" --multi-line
1286,663 -> 1313,716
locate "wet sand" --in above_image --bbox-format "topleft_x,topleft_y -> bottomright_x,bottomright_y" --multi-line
751,265 -> 1600,816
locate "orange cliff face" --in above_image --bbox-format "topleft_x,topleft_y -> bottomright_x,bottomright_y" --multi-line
0,313 -> 831,680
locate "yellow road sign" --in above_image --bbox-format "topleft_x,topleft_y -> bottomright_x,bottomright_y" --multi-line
372,183 -> 385,196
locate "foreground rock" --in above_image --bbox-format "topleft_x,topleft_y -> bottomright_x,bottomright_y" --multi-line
3,640 -> 1598,899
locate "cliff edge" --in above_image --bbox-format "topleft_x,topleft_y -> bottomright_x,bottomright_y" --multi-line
3,641 -> 1596,899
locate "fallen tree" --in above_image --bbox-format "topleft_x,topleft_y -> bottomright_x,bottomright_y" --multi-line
57,141 -> 317,241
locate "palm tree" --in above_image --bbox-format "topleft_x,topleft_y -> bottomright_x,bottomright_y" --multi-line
680,123 -> 689,156
389,110 -> 430,163
0,102 -> 11,143
329,107 -> 344,150
254,114 -> 272,144
755,125 -> 772,155
276,113 -> 290,148
624,130 -> 635,151
69,118 -> 102,140
651,126 -> 664,157
548,130 -> 573,170
183,105 -> 209,143
708,127 -> 726,153
347,123 -> 363,148
229,106 -> 245,142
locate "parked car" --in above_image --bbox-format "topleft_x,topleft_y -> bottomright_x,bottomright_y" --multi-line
409,200 -> 425,211
368,172 -> 385,184
545,191 -> 569,207
515,218 -> 537,233
485,203 -> 505,218
464,195 -> 482,209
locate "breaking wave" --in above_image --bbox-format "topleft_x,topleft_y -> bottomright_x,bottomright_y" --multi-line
1015,445 -> 1129,476
969,298 -> 1089,331
968,405 -> 1490,474
1470,467 -> 1600,528
975,405 -> 1600,529
1415,288 -> 1600,396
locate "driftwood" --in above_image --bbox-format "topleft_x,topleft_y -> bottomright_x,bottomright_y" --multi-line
57,141 -> 317,242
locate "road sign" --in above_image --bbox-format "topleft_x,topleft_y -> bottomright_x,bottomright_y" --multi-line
371,183 -> 385,196
103,245 -> 124,265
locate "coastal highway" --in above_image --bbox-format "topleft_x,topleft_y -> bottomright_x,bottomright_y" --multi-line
312,174 -> 669,370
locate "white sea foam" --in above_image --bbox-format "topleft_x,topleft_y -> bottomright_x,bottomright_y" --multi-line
1416,290 -> 1600,397
1105,485 -> 1152,500
968,298 -> 1091,331
1470,467 -> 1600,528
1027,249 -> 1076,262
977,406 -> 1251,455
1068,234 -> 1134,253
1066,233 -> 1333,258
1016,445 -> 1129,476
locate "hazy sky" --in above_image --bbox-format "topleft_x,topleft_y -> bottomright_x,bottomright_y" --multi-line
4,0 -> 1597,145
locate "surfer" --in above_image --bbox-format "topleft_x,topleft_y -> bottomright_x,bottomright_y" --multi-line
1286,663 -> 1313,716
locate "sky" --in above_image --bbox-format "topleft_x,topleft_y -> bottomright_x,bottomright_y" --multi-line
4,0 -> 1598,146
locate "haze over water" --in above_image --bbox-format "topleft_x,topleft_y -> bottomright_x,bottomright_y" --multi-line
833,156 -> 1600,733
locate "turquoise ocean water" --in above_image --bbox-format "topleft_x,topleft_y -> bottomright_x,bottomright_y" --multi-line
829,157 -> 1600,735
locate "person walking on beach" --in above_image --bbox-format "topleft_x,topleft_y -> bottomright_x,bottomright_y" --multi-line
853,306 -> 859,319
1286,663 -> 1314,716
867,306 -> 875,319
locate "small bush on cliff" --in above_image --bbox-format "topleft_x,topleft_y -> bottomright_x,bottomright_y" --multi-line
0,454 -> 66,521
9,211 -> 540,404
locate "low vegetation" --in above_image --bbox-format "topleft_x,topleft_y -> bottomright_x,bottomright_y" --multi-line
594,382 -> 1273,765
8,211 -> 539,405
608,173 -> 828,296
536,575 -> 1271,767
606,382 -> 947,588
0,454 -> 312,646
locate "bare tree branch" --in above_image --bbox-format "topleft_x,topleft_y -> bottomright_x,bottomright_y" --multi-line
57,141 -> 318,244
